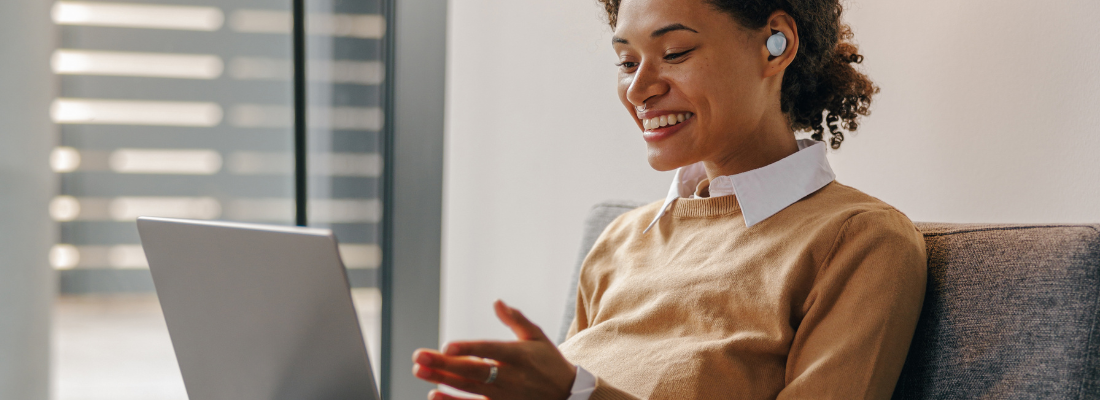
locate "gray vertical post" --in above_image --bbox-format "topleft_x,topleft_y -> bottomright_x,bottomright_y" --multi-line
381,0 -> 446,397
0,0 -> 55,399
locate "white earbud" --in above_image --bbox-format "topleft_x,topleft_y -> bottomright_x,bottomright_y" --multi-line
767,31 -> 787,57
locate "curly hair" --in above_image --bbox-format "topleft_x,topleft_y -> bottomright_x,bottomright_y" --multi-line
599,0 -> 878,149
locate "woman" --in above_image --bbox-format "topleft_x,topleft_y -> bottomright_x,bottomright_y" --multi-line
412,0 -> 927,398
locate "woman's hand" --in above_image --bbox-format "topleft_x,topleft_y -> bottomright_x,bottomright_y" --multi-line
412,300 -> 577,400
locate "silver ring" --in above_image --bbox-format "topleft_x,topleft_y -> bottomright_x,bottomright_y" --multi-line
484,365 -> 498,384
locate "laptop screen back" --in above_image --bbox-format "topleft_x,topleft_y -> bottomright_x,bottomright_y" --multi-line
137,217 -> 380,400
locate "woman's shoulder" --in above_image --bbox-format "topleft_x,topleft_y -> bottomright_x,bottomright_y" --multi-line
798,181 -> 916,227
807,181 -> 925,252
779,181 -> 924,255
577,199 -> 673,257
807,183 -> 928,287
597,199 -> 667,237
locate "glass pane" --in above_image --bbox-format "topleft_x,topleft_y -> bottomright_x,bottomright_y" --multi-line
50,0 -> 296,287
50,0 -> 294,398
304,0 -> 386,385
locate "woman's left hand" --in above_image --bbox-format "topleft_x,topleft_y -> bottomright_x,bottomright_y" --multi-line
412,300 -> 577,400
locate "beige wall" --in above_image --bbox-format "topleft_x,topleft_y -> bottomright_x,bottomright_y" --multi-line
442,0 -> 1100,343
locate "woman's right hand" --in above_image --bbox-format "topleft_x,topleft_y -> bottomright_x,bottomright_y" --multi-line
412,300 -> 577,400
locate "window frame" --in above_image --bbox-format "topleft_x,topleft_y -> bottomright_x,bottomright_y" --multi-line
291,0 -> 447,396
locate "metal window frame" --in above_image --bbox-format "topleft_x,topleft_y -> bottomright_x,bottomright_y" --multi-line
293,0 -> 308,227
378,0 -> 446,396
291,0 -> 446,396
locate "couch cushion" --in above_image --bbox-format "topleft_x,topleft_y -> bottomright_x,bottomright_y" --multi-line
560,202 -> 1100,399
895,223 -> 1100,399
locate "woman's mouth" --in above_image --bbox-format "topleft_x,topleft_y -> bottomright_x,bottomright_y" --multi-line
641,112 -> 693,142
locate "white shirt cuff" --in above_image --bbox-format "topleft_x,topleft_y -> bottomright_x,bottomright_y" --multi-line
566,365 -> 596,400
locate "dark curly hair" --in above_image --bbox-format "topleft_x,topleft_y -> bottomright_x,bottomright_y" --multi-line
599,0 -> 878,149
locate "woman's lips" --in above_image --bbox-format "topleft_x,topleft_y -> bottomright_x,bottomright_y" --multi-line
640,112 -> 693,143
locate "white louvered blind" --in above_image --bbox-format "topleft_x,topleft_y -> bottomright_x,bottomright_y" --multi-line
49,0 -> 386,290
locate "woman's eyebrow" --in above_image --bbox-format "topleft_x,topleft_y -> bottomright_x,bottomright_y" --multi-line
651,23 -> 697,38
612,23 -> 698,45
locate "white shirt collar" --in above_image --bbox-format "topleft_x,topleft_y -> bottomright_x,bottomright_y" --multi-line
644,139 -> 836,232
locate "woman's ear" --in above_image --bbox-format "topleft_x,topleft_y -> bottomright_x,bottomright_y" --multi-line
763,11 -> 798,78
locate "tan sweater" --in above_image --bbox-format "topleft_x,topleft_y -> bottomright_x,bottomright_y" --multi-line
558,181 -> 927,400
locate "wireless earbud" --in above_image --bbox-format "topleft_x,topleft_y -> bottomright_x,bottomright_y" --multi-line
767,31 -> 787,57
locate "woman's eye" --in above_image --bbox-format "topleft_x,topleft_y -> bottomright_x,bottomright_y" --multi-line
616,61 -> 638,70
664,49 -> 694,61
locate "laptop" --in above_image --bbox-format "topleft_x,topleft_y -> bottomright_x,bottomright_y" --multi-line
136,216 -> 381,400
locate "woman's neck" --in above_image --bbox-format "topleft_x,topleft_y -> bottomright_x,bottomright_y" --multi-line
702,129 -> 800,180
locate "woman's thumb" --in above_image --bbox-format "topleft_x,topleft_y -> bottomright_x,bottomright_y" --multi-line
494,299 -> 548,342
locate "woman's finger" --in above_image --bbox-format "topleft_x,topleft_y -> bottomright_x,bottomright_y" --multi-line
442,340 -> 522,362
428,389 -> 487,400
493,299 -> 550,342
412,364 -> 488,395
413,349 -> 497,383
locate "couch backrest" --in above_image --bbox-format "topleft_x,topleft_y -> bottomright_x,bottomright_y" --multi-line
560,201 -> 1100,399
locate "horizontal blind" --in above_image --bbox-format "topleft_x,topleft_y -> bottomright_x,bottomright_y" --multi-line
50,0 -> 386,293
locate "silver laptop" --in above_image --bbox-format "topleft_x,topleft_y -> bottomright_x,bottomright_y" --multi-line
137,216 -> 380,400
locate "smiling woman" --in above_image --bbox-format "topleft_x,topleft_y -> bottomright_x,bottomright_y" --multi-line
609,0 -> 877,150
413,0 -> 924,399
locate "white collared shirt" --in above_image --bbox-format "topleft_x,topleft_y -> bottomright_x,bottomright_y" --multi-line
644,138 -> 836,232
566,139 -> 835,400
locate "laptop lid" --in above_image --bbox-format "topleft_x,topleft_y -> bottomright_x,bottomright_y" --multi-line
136,217 -> 380,400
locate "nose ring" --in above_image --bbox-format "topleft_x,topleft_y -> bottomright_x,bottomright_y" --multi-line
636,101 -> 647,112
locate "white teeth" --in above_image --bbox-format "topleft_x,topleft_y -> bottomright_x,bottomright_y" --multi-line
642,113 -> 693,130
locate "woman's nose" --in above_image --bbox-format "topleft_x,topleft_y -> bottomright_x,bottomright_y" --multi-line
625,62 -> 668,108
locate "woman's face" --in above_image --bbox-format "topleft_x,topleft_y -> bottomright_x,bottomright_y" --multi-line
613,0 -> 780,172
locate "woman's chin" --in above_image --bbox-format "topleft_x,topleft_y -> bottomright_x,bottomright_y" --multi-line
646,149 -> 693,172
643,121 -> 698,171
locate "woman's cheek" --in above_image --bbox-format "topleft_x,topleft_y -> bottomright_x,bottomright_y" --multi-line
617,73 -> 633,90
617,76 -> 633,103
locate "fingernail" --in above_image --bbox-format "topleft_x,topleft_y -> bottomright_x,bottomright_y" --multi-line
415,351 -> 431,365
414,364 -> 431,379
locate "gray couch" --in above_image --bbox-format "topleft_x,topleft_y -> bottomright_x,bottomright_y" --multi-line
559,201 -> 1100,399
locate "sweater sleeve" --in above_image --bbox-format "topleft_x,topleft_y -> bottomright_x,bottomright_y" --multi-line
564,223 -> 642,400
778,209 -> 927,399
564,286 -> 641,400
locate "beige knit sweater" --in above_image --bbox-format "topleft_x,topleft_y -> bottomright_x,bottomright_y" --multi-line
558,181 -> 927,400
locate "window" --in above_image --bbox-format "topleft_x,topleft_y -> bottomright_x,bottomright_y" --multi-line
47,0 -> 417,397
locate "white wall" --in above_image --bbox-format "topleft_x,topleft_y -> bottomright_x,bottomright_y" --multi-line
442,0 -> 1100,343
836,0 -> 1100,224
